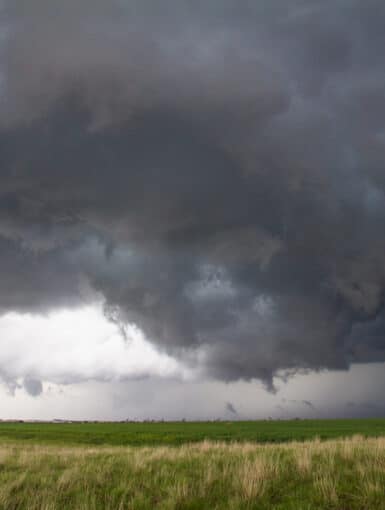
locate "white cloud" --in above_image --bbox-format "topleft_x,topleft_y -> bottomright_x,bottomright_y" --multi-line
0,303 -> 188,389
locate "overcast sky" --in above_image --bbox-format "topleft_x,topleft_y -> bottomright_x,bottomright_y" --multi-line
0,0 -> 385,420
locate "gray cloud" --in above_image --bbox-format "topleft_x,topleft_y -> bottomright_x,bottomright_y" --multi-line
0,1 -> 385,388
284,399 -> 316,410
345,400 -> 385,418
0,372 -> 21,396
23,377 -> 43,397
225,402 -> 238,415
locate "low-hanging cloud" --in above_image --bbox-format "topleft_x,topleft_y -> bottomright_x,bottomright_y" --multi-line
1,0 -> 385,389
23,377 -> 43,397
226,402 -> 238,416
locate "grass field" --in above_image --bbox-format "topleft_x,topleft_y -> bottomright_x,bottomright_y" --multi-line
0,418 -> 385,446
1,420 -> 385,509
0,436 -> 385,509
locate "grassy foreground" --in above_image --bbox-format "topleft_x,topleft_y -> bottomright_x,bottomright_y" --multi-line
1,418 -> 385,446
1,436 -> 385,509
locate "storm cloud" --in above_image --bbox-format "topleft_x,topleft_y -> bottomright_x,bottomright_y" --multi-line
1,0 -> 385,389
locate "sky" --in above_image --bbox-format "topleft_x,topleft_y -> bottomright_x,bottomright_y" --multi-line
0,0 -> 385,420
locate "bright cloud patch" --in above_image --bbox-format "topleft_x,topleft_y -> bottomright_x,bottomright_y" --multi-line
0,304 -> 187,395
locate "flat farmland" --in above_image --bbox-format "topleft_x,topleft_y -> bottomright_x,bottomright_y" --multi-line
0,418 -> 384,446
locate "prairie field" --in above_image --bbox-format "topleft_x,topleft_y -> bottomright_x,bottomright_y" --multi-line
1,419 -> 385,446
0,435 -> 385,509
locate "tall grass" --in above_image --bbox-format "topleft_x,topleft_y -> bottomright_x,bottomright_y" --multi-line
0,436 -> 384,509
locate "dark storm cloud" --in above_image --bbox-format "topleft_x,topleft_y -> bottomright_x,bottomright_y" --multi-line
1,0 -> 385,387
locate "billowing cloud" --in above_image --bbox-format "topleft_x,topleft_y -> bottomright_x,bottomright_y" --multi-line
0,306 -> 187,392
0,1 -> 385,389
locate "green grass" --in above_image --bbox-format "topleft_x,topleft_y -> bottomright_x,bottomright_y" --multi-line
0,418 -> 384,446
1,421 -> 385,508
0,436 -> 385,509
